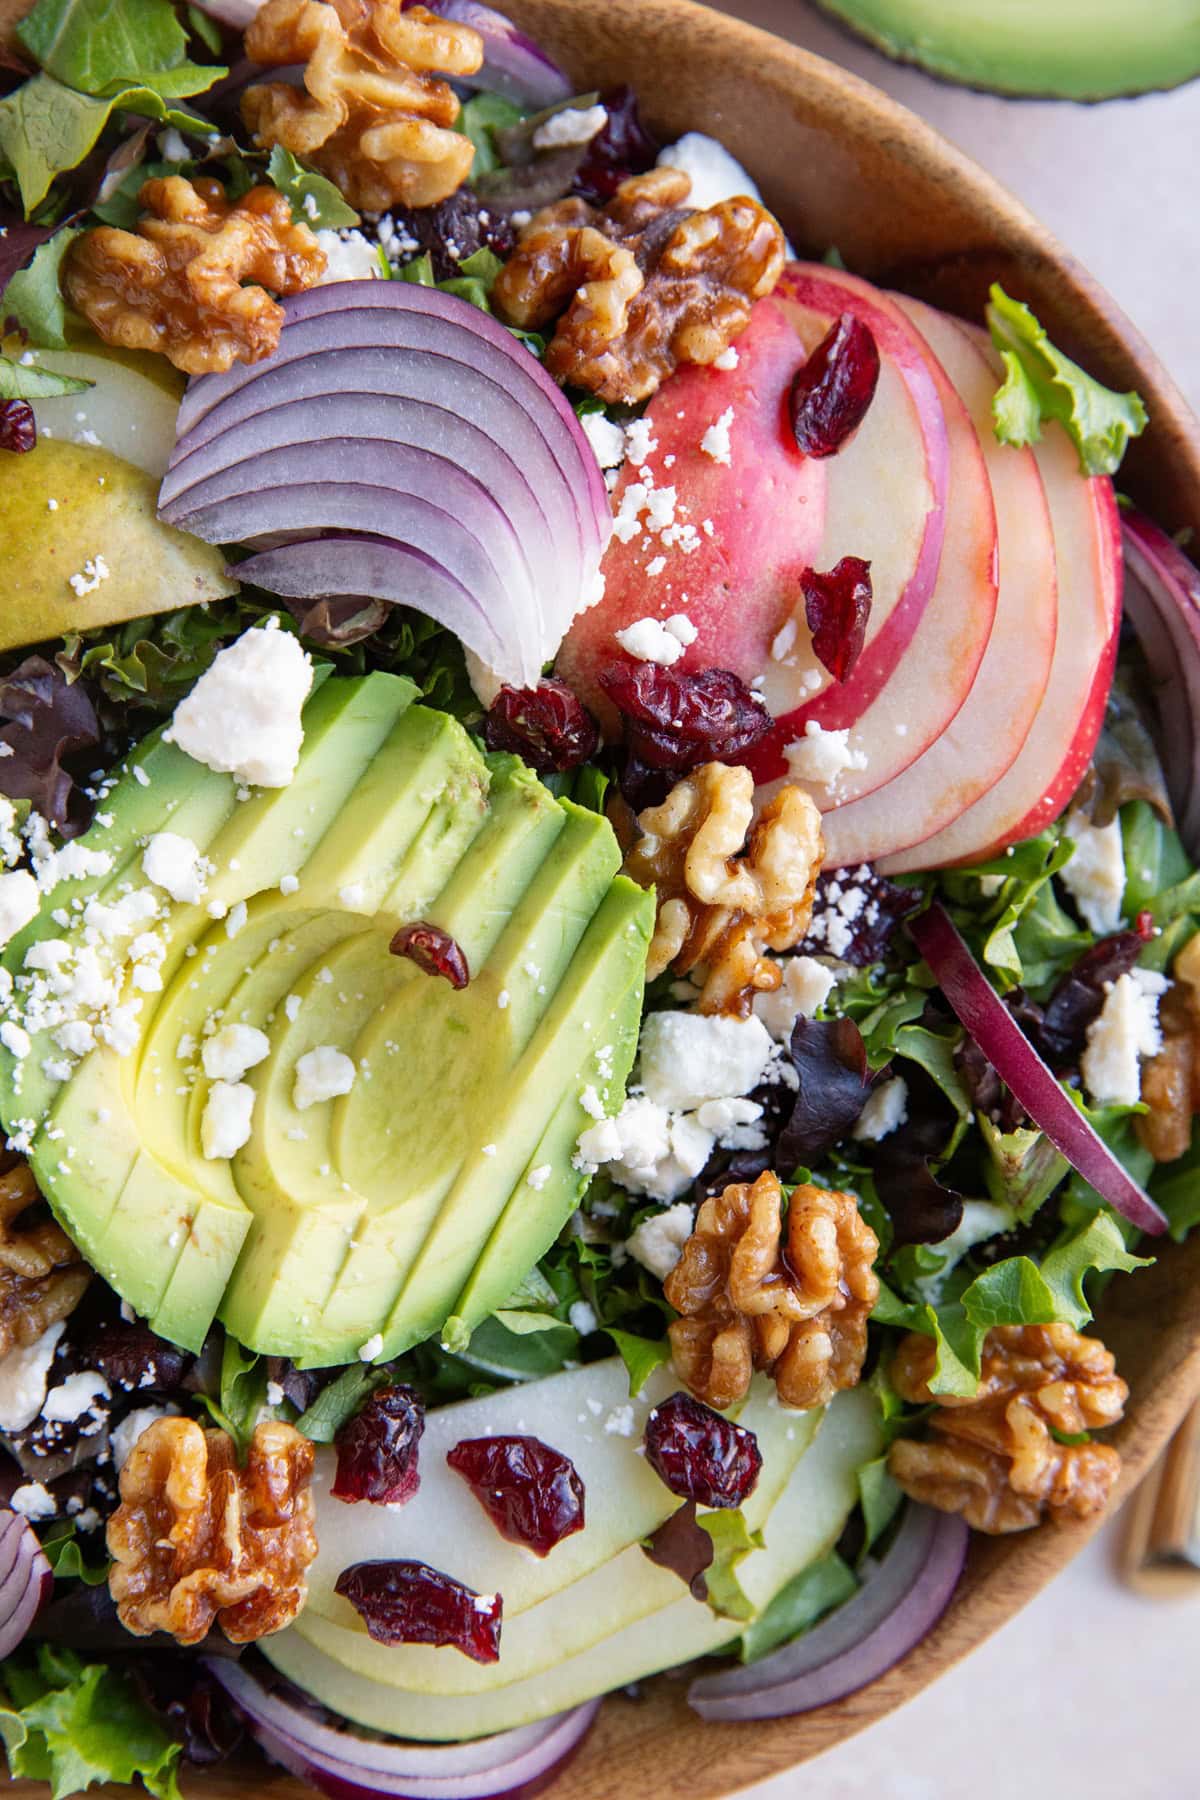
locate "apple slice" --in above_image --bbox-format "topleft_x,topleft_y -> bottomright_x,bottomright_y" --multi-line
554,294 -> 827,722
756,263 -> 949,724
821,300 -> 1057,867
748,268 -> 999,809
880,327 -> 1121,874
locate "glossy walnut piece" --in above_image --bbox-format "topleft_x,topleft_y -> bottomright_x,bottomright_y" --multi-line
2,0 -> 1198,1794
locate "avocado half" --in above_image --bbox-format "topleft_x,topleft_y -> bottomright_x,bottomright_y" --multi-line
813,0 -> 1200,99
0,673 -> 653,1364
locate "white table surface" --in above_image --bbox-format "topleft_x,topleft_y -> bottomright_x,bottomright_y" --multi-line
696,5 -> 1200,1794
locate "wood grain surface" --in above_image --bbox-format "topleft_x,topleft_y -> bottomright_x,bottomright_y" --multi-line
3,0 -> 1199,1794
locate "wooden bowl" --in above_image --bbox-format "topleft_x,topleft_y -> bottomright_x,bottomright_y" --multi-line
7,1 -> 1200,1795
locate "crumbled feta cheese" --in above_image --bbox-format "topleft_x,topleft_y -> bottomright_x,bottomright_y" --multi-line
713,345 -> 739,370
111,1405 -> 178,1471
265,1380 -> 286,1406
10,1480 -> 56,1520
614,614 -> 695,665
527,1163 -> 553,1190
694,1095 -> 765,1150
280,874 -> 300,896
1081,969 -> 1168,1106
657,132 -> 762,209
753,955 -> 837,1039
580,411 -> 626,471
201,1079 -> 256,1159
1,1020 -> 31,1060
0,1319 -> 66,1431
852,1075 -> 909,1142
314,227 -> 382,283
532,102 -> 607,149
338,882 -> 366,909
638,1010 -> 772,1110
41,1368 -> 110,1423
68,555 -> 110,598
626,1202 -> 695,1280
284,994 -> 302,1023
603,1402 -> 636,1437
157,126 -> 190,163
568,1300 -> 597,1335
623,417 -> 657,466
225,899 -> 248,939
167,624 -> 313,788
142,831 -> 210,904
293,1045 -> 356,1110
784,721 -> 869,793
358,1332 -> 384,1362
913,1201 -> 1016,1306
700,405 -> 735,465
0,870 -> 39,949
1060,807 -> 1126,935
202,1023 -> 270,1083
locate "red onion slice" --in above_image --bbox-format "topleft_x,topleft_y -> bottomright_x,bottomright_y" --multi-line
1120,509 -> 1200,859
0,1509 -> 53,1660
206,1656 -> 599,1799
689,1503 -> 967,1721
401,0 -> 572,107
909,902 -> 1168,1234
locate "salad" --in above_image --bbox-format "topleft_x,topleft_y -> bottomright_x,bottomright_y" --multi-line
0,0 -> 1197,1794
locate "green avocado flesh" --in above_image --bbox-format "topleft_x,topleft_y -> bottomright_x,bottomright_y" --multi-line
0,674 -> 653,1360
813,0 -> 1200,98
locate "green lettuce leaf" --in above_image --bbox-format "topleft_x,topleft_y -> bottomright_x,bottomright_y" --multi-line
0,72 -> 216,214
40,1523 -> 110,1586
978,1115 -> 1068,1220
0,351 -> 91,399
457,90 -> 524,177
605,1327 -> 672,1397
987,284 -> 1148,477
0,1646 -> 183,1800
856,1454 -> 903,1556
17,0 -> 220,97
195,1331 -> 267,1453
267,144 -> 359,229
490,1307 -> 566,1336
697,1509 -> 764,1620
1154,1139 -> 1200,1242
737,1553 -> 857,1664
1,228 -> 83,349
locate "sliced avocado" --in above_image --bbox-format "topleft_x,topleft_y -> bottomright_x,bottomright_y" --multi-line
3,678 -> 650,1358
0,439 -> 235,653
265,1386 -> 882,1737
813,0 -> 1200,99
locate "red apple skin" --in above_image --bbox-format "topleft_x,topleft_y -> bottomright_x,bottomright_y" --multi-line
555,294 -> 826,728
879,346 -> 1122,874
820,301 -> 1058,868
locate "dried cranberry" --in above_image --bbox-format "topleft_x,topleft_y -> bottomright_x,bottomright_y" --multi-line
802,557 -> 872,682
484,679 -> 600,773
643,1392 -> 762,1509
798,866 -> 923,966
572,85 -> 659,206
332,1385 -> 425,1505
335,1559 -> 502,1661
0,399 -> 35,454
790,314 -> 880,458
84,1320 -> 191,1394
1135,909 -> 1156,941
599,662 -> 773,773
387,190 -> 516,281
389,923 -> 469,990
1037,929 -> 1146,1068
447,1433 -> 585,1556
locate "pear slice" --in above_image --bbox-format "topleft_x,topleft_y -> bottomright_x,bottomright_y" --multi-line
15,337 -> 185,480
1,438 -> 237,650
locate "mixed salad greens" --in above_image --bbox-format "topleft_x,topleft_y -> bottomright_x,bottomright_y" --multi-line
0,0 -> 1198,1794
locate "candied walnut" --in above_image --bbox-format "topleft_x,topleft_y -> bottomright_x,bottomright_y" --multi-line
665,1171 -> 879,1411
107,1417 -> 317,1644
493,166 -> 786,402
624,762 -> 822,1015
888,1323 -> 1128,1534
1136,929 -> 1200,1163
243,0 -> 482,213
0,1158 -> 89,1356
63,176 -> 324,375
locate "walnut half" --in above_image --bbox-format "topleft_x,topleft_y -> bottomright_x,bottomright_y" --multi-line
624,762 -> 823,1014
493,167 -> 786,402
665,1170 -> 880,1410
107,1417 -> 318,1644
63,176 -> 325,375
1136,928 -> 1200,1163
888,1323 -> 1127,1534
0,1158 -> 89,1356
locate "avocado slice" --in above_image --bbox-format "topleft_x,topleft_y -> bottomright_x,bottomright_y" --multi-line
813,0 -> 1200,99
0,677 -> 652,1359
264,1385 -> 883,1738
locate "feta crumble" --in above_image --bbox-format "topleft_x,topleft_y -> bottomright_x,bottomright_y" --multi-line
568,1300 -> 597,1335
626,1202 -> 695,1279
313,228 -> 382,283
753,955 -> 837,1039
0,1319 -> 66,1431
1060,807 -> 1126,935
700,406 -> 735,465
293,1044 -> 356,1110
10,1481 -> 56,1520
202,1023 -> 270,1083
580,411 -> 626,471
201,1079 -> 256,1159
532,102 -> 607,149
111,1405 -> 178,1471
167,623 -> 313,788
852,1075 -> 909,1142
41,1368 -> 110,1423
784,721 -> 869,794
142,831 -> 210,904
614,613 -> 696,665
657,132 -> 762,209
0,870 -> 40,949
67,555 -> 110,598
638,1010 -> 772,1111
1081,969 -> 1168,1107
358,1332 -> 384,1362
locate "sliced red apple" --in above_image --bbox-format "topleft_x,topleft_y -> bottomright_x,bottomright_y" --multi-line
555,294 -> 827,723
749,269 -> 998,810
821,300 -> 1057,867
880,326 -> 1121,874
756,263 -> 949,726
